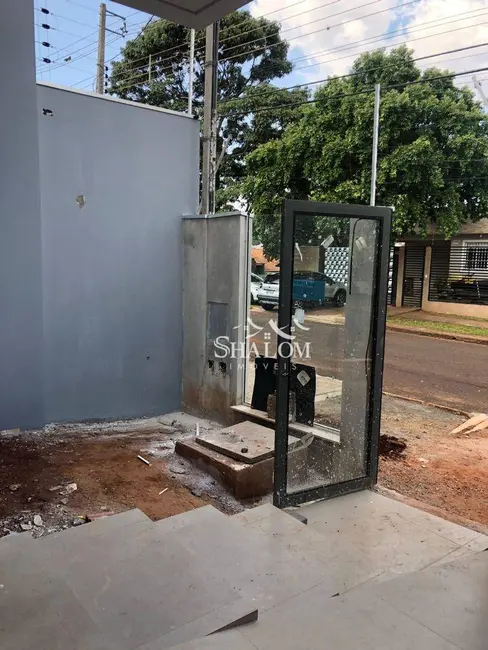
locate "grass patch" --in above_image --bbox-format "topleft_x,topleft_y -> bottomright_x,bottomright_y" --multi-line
388,318 -> 488,338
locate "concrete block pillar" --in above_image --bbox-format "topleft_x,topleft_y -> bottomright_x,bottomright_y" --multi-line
182,213 -> 249,423
0,1 -> 44,429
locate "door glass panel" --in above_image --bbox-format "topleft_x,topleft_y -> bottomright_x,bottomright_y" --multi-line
245,220 -> 281,414
284,213 -> 380,495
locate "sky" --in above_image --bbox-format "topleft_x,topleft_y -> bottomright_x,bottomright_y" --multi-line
35,0 -> 488,95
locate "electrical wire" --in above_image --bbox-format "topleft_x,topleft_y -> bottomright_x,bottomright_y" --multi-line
290,6 -> 488,73
109,16 -> 488,100
219,0 -> 419,63
105,0 -> 488,83
219,42 -> 488,105
75,0 -> 355,81
219,66 -> 488,118
94,0 -> 389,88
62,0 -> 99,12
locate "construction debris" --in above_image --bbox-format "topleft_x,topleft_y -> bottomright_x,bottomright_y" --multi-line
9,484 -> 21,492
33,515 -> 43,527
159,488 -> 169,495
137,454 -> 151,466
379,435 -> 407,459
449,413 -> 488,436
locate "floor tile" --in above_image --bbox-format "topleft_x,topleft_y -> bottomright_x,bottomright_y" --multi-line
241,586 -> 460,650
374,552 -> 488,650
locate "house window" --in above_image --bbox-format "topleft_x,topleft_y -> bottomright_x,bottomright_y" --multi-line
465,242 -> 488,272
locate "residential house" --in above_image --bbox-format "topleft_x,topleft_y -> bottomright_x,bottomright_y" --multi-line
391,219 -> 488,317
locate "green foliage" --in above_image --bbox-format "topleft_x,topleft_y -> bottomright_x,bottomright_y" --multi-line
108,11 -> 304,208
244,46 -> 488,259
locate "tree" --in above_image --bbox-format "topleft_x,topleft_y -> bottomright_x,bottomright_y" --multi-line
243,46 -> 488,259
108,11 -> 305,207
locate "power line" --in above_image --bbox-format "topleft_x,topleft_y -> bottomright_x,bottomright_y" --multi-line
35,8 -> 96,29
98,0 -> 391,89
289,5 -> 488,73
109,16 -> 488,100
219,0 -> 419,63
62,0 -> 99,12
219,42 -> 488,105
38,21 -> 124,72
219,66 -> 488,118
83,0 -> 352,81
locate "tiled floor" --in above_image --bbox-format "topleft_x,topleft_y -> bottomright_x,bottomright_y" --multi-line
1,491 -> 487,649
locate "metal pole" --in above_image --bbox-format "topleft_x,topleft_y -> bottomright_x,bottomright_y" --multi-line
473,75 -> 488,108
209,22 -> 219,214
96,2 -> 107,94
188,28 -> 195,114
148,53 -> 152,82
201,22 -> 219,215
370,83 -> 381,206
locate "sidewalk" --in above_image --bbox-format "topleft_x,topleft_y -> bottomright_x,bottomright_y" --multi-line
387,307 -> 488,344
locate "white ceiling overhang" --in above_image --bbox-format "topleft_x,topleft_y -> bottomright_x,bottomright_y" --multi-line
115,0 -> 251,28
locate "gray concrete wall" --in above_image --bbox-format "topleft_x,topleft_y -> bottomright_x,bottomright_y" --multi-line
0,2 -> 44,429
37,84 -> 199,422
182,214 -> 249,423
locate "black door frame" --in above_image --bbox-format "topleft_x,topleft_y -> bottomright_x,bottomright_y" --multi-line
273,199 -> 393,509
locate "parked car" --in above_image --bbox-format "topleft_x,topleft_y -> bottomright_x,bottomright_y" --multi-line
257,271 -> 347,311
250,273 -> 263,304
257,273 -> 280,310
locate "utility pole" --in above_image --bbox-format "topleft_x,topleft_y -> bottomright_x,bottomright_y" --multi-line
96,2 -> 107,94
201,22 -> 219,215
96,3 -> 127,94
188,29 -> 195,114
370,83 -> 381,206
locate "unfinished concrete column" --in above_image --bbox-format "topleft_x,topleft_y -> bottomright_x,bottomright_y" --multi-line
182,213 -> 249,423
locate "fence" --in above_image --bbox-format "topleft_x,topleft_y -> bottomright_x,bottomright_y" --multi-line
429,240 -> 488,305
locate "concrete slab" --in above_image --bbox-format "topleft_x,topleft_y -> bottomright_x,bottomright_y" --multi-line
139,601 -> 258,649
176,437 -> 274,498
300,491 -> 467,581
303,490 -> 483,547
172,506 -> 337,611
197,420 -> 298,464
240,583 -> 459,650
0,542 -> 118,650
154,629 -> 256,650
373,552 -> 488,650
43,525 -> 243,649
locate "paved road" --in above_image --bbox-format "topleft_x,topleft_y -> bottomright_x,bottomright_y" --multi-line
383,332 -> 486,413
249,310 -> 487,413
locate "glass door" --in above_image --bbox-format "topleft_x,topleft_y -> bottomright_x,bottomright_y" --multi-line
273,200 -> 392,508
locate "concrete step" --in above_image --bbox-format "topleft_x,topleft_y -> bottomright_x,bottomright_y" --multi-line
300,490 -> 488,583
238,547 -> 488,650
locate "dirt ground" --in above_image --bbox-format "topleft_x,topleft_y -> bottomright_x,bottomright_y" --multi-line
378,399 -> 488,530
2,401 -> 488,538
0,414 -> 245,538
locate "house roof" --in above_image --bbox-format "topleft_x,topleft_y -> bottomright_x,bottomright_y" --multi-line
115,0 -> 251,28
252,245 -> 279,272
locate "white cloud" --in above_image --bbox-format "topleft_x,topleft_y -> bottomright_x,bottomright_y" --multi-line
249,0 -> 488,91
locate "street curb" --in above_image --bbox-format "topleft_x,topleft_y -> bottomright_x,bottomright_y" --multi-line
386,323 -> 488,346
383,392 -> 470,418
